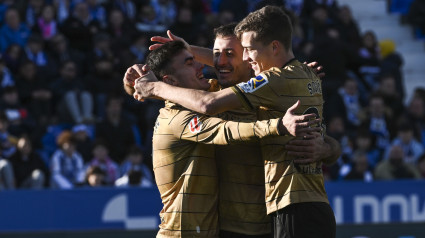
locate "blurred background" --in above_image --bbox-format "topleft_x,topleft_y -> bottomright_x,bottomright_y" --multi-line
0,0 -> 424,237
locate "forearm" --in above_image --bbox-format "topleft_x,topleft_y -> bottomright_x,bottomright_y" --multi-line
152,82 -> 239,115
190,45 -> 213,66
321,135 -> 341,165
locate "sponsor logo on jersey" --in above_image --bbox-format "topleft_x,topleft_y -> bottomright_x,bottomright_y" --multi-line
189,116 -> 202,133
237,74 -> 268,93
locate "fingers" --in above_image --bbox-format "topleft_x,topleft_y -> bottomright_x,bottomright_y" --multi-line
149,43 -> 164,51
131,64 -> 149,76
287,100 -> 300,113
150,36 -> 172,44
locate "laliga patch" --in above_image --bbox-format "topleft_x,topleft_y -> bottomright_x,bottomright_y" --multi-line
237,74 -> 268,93
189,116 -> 202,133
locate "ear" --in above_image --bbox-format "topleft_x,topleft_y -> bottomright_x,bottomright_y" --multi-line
162,75 -> 178,86
271,40 -> 280,54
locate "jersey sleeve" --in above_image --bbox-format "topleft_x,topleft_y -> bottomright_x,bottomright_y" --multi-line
170,110 -> 281,145
230,68 -> 281,111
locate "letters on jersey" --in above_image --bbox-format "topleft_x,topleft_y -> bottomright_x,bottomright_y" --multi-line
189,116 -> 202,133
237,74 -> 269,93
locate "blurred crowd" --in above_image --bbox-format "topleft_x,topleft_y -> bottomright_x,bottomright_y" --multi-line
0,0 -> 424,190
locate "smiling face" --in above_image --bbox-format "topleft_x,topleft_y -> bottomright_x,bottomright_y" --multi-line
240,31 -> 274,76
213,35 -> 252,88
166,49 -> 210,91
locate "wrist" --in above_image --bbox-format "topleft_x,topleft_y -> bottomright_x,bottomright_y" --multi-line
277,117 -> 288,136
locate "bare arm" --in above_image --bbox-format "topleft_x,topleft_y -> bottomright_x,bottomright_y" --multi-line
147,80 -> 241,115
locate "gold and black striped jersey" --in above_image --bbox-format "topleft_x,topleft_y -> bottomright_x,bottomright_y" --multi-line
153,101 -> 281,237
216,108 -> 271,235
231,59 -> 329,214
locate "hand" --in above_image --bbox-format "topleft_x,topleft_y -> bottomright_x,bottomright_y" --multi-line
133,69 -> 159,101
280,100 -> 322,137
304,61 -> 325,78
149,30 -> 190,51
286,132 -> 330,164
123,64 -> 147,96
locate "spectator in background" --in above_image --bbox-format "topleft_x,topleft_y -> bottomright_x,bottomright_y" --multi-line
49,60 -> 94,124
33,4 -> 58,40
106,0 -> 137,21
403,88 -> 425,147
86,0 -> 107,29
0,86 -> 36,137
326,77 -> 364,135
115,145 -> 153,188
151,0 -> 177,27
360,93 -> 395,153
335,5 -> 362,49
379,39 -> 405,100
46,33 -> 85,74
374,73 -> 404,118
71,124 -> 93,163
50,130 -> 85,189
2,44 -> 23,75
85,165 -> 106,187
353,129 -> 381,169
15,60 -> 52,125
344,151 -> 373,182
356,30 -> 381,96
53,0 -> 71,24
106,8 -> 136,52
59,2 -> 100,52
135,4 -> 167,34
386,121 -> 425,164
9,135 -> 48,188
95,95 -> 136,163
86,58 -> 121,120
23,34 -> 56,79
86,139 -> 119,186
20,0 -> 44,28
375,144 -> 421,180
0,8 -> 31,53
88,32 -> 115,63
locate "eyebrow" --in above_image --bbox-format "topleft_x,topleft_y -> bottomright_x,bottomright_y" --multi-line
184,56 -> 194,63
213,48 -> 234,51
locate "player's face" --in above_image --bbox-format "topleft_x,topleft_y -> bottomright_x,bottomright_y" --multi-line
240,31 -> 274,76
169,49 -> 210,91
213,35 -> 252,88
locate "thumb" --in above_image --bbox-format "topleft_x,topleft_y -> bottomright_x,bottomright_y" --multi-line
287,100 -> 300,114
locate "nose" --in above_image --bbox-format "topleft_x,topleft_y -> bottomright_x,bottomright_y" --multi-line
195,61 -> 204,72
215,53 -> 227,66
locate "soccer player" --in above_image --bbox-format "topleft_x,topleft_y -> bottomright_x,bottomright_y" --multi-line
135,40 -> 321,237
128,6 -> 337,238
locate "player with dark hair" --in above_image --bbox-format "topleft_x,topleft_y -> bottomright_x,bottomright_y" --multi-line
136,40 -> 321,237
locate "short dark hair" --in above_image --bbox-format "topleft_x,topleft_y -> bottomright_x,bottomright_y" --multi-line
145,41 -> 187,80
235,5 -> 292,50
214,22 -> 237,38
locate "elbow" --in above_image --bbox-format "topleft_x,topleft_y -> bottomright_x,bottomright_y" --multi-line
198,96 -> 220,115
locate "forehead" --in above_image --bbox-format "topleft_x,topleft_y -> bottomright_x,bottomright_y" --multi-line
171,49 -> 192,65
240,31 -> 258,46
213,36 -> 242,51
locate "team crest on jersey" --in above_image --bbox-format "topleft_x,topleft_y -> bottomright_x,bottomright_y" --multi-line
189,116 -> 202,133
237,74 -> 268,93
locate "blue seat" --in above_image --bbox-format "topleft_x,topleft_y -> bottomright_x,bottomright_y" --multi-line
390,0 -> 415,15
